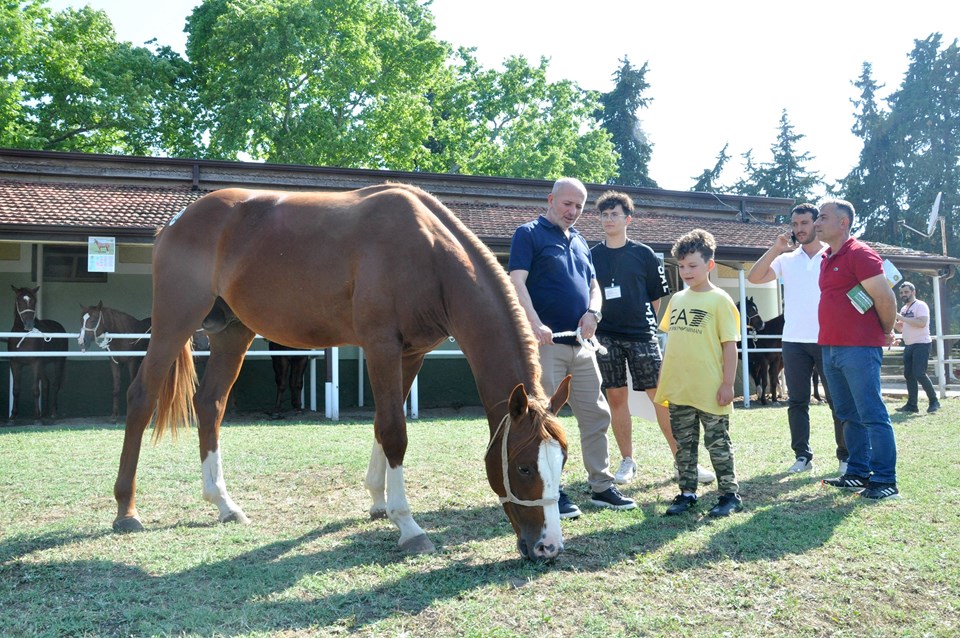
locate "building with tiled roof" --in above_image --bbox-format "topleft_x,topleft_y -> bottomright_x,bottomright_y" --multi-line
0,148 -> 956,417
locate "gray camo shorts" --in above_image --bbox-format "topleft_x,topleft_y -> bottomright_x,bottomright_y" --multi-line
596,336 -> 662,391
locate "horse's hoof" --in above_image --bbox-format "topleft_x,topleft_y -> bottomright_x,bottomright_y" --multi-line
400,534 -> 435,554
220,511 -> 251,525
369,508 -> 387,520
113,517 -> 144,533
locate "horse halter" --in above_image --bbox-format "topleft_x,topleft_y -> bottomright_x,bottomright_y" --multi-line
485,413 -> 560,508
78,311 -> 107,351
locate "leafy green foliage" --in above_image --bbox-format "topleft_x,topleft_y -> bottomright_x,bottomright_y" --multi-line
691,143 -> 731,193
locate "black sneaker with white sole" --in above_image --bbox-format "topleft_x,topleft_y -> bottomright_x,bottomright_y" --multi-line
558,489 -> 581,519
860,483 -> 901,501
822,474 -> 870,491
665,493 -> 697,516
708,492 -> 743,517
589,485 -> 637,510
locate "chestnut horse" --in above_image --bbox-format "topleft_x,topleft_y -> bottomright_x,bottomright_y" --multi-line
7,286 -> 67,421
114,184 -> 571,561
78,302 -> 151,422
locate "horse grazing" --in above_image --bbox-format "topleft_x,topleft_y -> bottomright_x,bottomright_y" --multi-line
113,185 -> 571,561
268,341 -> 308,417
6,286 -> 67,421
78,302 -> 151,422
750,314 -> 785,405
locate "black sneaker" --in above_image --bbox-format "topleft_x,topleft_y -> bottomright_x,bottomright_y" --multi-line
558,489 -> 581,519
895,404 -> 919,413
590,485 -> 637,510
665,493 -> 697,516
860,483 -> 901,501
927,401 -> 941,413
708,492 -> 743,517
822,474 -> 870,491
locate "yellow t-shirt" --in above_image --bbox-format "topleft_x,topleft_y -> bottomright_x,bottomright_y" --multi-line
653,286 -> 741,415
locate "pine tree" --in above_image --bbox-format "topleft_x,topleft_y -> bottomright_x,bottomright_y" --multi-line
691,144 -> 730,193
596,56 -> 657,188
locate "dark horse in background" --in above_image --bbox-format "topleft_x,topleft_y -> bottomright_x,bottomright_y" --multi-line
751,314 -> 785,405
112,184 -> 571,561
7,286 -> 67,421
268,341 -> 308,417
78,302 -> 151,423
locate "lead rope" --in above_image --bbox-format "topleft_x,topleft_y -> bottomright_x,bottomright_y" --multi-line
485,414 -> 558,507
551,327 -> 608,355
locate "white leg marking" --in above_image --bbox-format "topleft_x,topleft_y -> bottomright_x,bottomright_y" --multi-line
537,439 -> 565,558
201,449 -> 244,521
365,442 -> 388,516
386,465 -> 425,545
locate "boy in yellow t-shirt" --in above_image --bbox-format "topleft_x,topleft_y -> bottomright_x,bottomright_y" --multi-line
654,229 -> 743,517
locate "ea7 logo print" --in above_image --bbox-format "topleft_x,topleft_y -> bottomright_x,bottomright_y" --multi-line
670,307 -> 710,333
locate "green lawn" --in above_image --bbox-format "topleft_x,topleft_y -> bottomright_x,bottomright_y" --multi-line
1,399 -> 958,637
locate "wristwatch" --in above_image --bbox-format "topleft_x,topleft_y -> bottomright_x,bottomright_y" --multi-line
587,309 -> 602,322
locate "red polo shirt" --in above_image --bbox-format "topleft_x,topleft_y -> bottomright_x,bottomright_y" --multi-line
818,237 -> 886,346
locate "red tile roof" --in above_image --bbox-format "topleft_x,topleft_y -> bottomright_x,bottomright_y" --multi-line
0,179 -> 953,270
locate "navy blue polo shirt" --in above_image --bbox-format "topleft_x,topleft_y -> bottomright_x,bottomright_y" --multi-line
508,215 -> 595,345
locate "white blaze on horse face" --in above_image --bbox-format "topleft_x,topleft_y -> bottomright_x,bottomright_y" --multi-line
201,449 -> 242,521
537,438 -> 564,554
79,313 -> 91,347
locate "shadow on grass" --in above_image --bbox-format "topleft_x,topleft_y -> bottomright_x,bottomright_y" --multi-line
0,469 -> 863,636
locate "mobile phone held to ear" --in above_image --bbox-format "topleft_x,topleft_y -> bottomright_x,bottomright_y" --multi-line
790,232 -> 797,245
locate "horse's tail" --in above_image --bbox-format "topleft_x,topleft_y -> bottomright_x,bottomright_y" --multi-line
151,339 -> 197,443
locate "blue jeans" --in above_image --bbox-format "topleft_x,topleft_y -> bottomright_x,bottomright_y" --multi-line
821,346 -> 897,484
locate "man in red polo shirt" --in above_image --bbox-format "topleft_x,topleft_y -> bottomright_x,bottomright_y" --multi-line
815,199 -> 900,500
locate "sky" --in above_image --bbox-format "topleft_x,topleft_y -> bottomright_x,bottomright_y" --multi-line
46,0 -> 960,192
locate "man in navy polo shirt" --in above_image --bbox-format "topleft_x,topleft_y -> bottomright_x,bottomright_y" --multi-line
509,177 -> 636,518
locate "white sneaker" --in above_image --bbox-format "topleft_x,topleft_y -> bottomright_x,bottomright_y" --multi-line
615,457 -> 637,484
788,457 -> 814,473
697,465 -> 716,483
838,460 -> 848,475
674,464 -> 717,484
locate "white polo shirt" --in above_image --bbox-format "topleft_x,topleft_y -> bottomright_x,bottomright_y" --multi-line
771,243 -> 828,343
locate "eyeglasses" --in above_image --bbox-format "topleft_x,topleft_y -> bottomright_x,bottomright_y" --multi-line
599,212 -> 623,220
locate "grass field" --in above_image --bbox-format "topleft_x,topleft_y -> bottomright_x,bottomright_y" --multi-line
1,398 -> 959,637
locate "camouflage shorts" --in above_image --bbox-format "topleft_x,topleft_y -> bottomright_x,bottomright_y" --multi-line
596,336 -> 662,391
668,403 -> 739,495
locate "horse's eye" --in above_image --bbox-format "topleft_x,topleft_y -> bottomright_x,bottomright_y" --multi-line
517,466 -> 532,477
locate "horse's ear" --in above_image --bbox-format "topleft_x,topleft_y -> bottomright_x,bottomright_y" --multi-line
548,376 -> 572,415
508,383 -> 529,419
31,286 -> 39,294
747,296 -> 753,303
10,284 -> 16,293
97,301 -> 103,310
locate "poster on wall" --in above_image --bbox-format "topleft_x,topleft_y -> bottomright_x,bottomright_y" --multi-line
87,236 -> 116,273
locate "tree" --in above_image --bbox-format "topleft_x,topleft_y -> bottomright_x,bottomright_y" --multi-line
733,110 -> 822,204
596,56 -> 657,188
185,0 -> 449,167
4,4 -> 200,155
843,34 -> 960,258
419,50 -> 617,182
691,143 -> 731,193
0,1 -> 45,147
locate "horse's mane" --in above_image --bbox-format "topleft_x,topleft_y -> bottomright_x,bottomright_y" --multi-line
387,182 -> 544,400
100,306 -> 150,333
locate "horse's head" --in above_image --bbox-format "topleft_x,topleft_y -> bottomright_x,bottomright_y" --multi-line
486,376 -> 570,562
11,285 -> 40,330
743,296 -> 764,331
78,301 -> 105,352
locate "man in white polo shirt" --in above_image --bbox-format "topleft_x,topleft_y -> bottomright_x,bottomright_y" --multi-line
747,203 -> 848,475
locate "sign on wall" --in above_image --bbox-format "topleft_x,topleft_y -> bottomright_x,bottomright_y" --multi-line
87,236 -> 116,273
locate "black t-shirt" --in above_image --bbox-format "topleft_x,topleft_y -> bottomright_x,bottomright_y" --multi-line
591,239 -> 671,340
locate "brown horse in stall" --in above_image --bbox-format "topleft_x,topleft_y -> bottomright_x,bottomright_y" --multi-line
267,341 -> 308,417
7,286 -> 67,422
113,184 -> 571,561
78,302 -> 151,422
